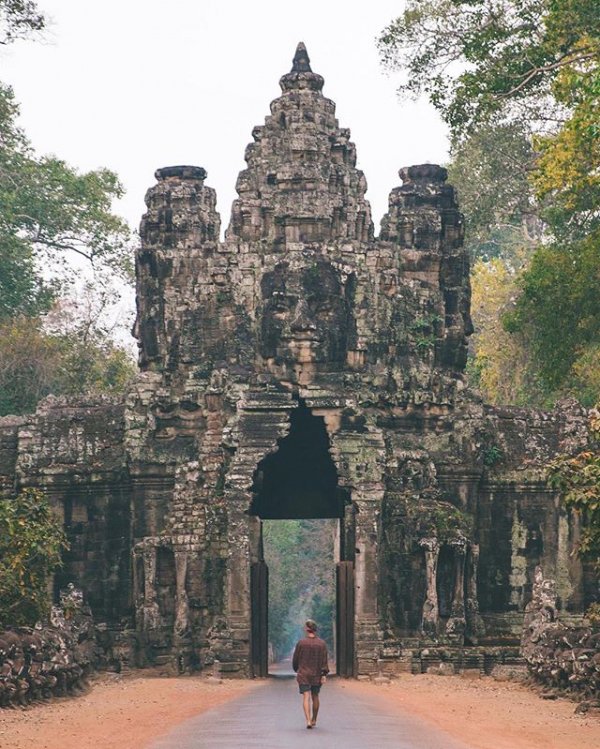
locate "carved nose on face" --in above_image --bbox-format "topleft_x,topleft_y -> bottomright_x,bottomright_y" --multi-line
290,299 -> 317,333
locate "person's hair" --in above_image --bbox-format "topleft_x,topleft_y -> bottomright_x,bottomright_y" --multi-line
305,619 -> 317,633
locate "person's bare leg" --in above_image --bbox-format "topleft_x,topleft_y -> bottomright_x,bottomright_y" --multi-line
311,693 -> 320,726
303,691 -> 312,727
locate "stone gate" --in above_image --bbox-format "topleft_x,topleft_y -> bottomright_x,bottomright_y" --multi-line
0,44 -> 594,677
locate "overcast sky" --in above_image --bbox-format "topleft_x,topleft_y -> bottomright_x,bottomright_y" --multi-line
2,0 -> 449,235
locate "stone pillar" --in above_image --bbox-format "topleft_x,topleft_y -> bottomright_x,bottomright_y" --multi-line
174,551 -> 190,642
420,537 -> 440,637
139,540 -> 161,632
223,494 -> 252,676
354,493 -> 382,676
446,539 -> 467,641
465,543 -> 485,643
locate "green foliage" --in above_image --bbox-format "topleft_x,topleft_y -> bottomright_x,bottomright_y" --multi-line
467,257 -> 549,405
0,84 -> 132,320
263,519 -> 335,658
446,122 -> 539,260
534,68 -> 600,239
548,409 -> 600,563
0,0 -> 45,46
378,0 -> 600,137
504,231 -> 600,404
0,315 -> 136,416
482,444 -> 504,467
0,488 -> 68,627
409,313 -> 442,349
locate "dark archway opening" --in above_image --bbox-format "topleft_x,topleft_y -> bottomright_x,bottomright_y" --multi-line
250,402 -> 344,520
249,402 -> 354,678
437,545 -> 455,620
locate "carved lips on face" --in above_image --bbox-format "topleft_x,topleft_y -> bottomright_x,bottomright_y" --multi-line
259,260 -> 352,366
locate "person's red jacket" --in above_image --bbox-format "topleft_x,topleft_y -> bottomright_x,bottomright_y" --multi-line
292,636 -> 329,686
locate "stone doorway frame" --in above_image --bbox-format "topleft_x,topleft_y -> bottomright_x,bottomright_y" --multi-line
222,391 -> 367,678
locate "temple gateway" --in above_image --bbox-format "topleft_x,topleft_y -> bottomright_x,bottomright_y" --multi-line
0,44 -> 593,678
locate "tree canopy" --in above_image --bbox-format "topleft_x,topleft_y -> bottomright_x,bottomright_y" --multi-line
378,0 -> 600,138
0,0 -> 44,46
0,83 -> 132,321
0,2 -> 136,416
381,1 -> 600,407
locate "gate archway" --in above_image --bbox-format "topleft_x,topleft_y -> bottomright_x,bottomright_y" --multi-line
248,402 -> 355,677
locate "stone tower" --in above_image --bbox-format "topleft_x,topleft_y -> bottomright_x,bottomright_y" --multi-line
0,43 -> 592,679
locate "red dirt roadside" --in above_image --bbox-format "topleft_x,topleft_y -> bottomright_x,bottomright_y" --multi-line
345,673 -> 600,749
0,672 -> 257,749
2,671 -> 600,749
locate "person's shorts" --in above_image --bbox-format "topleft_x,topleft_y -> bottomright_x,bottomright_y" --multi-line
299,684 -> 321,695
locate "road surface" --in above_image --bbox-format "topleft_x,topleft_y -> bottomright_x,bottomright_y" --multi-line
151,665 -> 469,749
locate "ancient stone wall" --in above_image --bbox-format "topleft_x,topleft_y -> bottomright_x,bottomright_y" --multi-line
0,397 -> 130,626
0,43 -> 594,679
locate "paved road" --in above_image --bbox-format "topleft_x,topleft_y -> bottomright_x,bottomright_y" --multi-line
151,666 -> 469,749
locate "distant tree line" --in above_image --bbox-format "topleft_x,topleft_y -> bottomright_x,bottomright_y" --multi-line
263,520 -> 336,659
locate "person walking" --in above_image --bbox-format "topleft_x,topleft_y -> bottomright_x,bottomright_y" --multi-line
292,619 -> 329,729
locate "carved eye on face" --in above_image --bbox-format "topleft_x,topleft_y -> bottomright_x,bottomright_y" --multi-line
314,301 -> 334,315
269,295 -> 292,317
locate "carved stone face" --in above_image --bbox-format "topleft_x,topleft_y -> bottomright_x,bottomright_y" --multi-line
259,260 -> 353,366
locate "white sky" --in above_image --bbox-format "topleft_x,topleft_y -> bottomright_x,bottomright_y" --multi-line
1,0 -> 449,235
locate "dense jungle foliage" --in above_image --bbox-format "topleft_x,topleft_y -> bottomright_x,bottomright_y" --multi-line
0,488 -> 68,626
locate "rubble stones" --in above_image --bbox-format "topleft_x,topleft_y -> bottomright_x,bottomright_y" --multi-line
0,585 -> 97,707
521,567 -> 600,696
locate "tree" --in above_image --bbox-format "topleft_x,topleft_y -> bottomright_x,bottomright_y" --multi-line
0,311 -> 136,417
468,257 -> 546,404
0,488 -> 68,627
504,232 -> 600,405
378,0 -> 600,138
447,121 -> 540,260
0,0 -> 45,46
0,83 -> 132,322
380,1 -> 600,406
0,6 -> 135,414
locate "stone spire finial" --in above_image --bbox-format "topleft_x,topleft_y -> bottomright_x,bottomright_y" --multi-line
291,42 -> 312,73
279,41 -> 324,93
